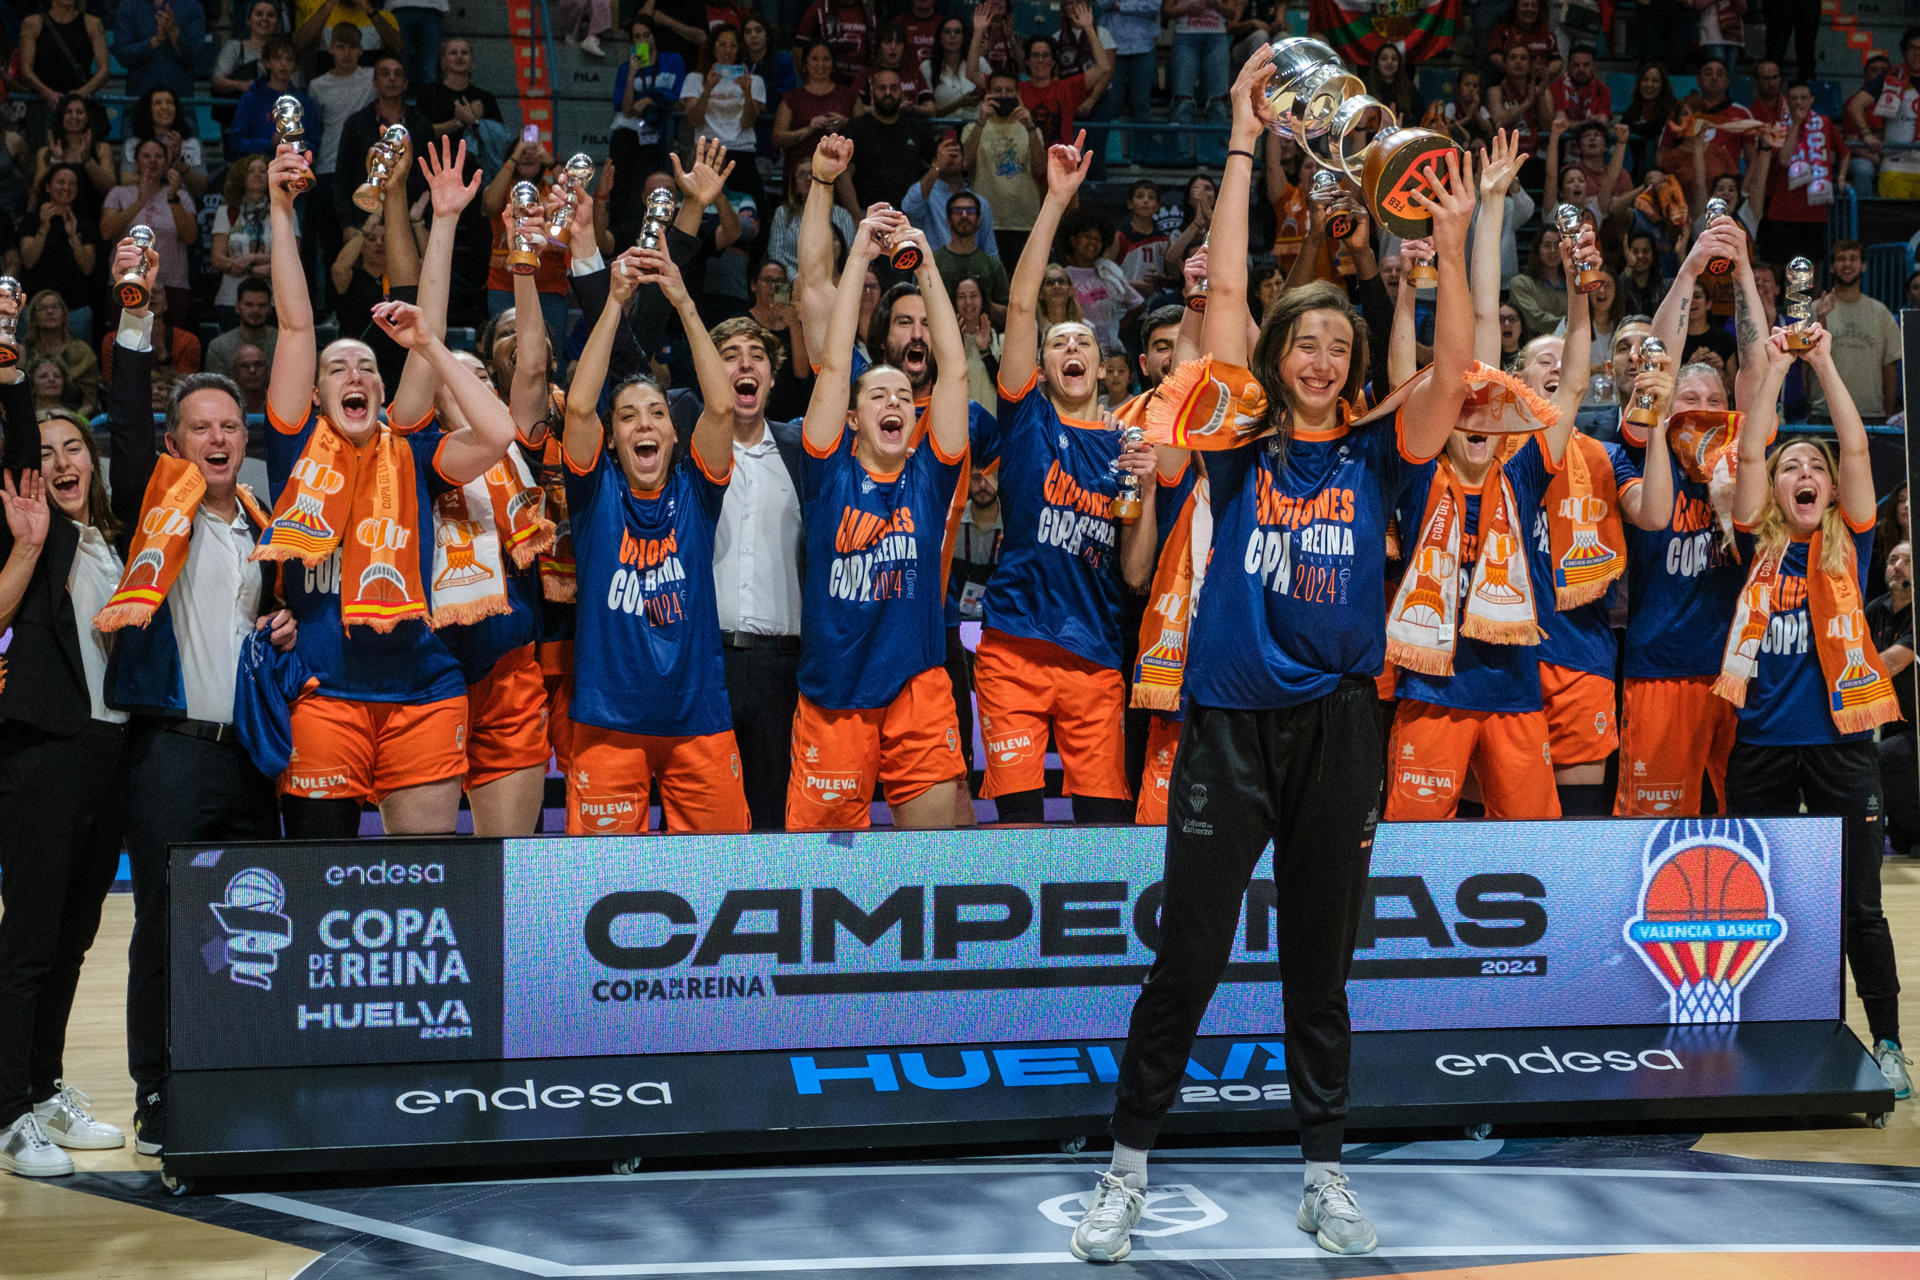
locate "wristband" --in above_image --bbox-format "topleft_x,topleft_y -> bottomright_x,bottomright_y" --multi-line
813,175 -> 836,186
1226,148 -> 1255,163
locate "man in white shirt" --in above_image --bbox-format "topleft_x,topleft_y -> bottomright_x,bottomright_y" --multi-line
101,241 -> 295,1162
1811,239 -> 1903,422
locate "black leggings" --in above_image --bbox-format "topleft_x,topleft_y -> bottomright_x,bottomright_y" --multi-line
1724,738 -> 1902,1045
1111,679 -> 1385,1161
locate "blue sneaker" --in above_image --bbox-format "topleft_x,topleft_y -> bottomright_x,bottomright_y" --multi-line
1874,1040 -> 1912,1100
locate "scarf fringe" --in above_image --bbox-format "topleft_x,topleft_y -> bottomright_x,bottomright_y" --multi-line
1130,684 -> 1183,712
94,601 -> 161,632
1459,615 -> 1543,646
1386,638 -> 1454,677
1711,672 -> 1750,707
1141,357 -> 1271,451
540,566 -> 577,603
1833,699 -> 1901,736
430,593 -> 516,629
1553,576 -> 1613,610
506,520 -> 557,569
251,541 -> 334,567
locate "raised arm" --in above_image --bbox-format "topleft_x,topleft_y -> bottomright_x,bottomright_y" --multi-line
1648,227 -> 1725,386
372,303 -> 514,483
803,208 -> 888,453
510,247 -> 551,445
1620,351 -> 1677,530
638,245 -> 733,479
266,143 -> 317,428
1203,49 -> 1279,366
1806,327 -> 1876,531
1732,333 -> 1794,529
391,136 -> 481,430
913,224 -> 969,460
1725,223 -> 1773,411
105,238 -> 161,527
1473,129 -> 1525,365
1004,129 -> 1092,391
1543,228 -> 1593,465
1396,148 -> 1480,460
797,133 -> 854,355
563,254 -> 641,472
1388,239 -> 1422,389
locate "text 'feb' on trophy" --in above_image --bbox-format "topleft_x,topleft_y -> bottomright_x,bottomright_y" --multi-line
353,125 -> 410,213
1263,36 -> 1464,242
272,95 -> 311,194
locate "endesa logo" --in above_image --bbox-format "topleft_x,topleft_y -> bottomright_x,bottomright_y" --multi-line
325,860 -> 446,887
1434,1044 -> 1683,1076
395,1078 -> 672,1114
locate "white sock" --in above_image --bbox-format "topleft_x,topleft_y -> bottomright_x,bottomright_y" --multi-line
1109,1141 -> 1149,1185
1305,1160 -> 1340,1189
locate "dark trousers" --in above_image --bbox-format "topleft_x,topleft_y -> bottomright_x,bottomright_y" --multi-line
1112,679 -> 1385,1161
1725,738 -> 1902,1045
944,627 -> 976,776
1765,0 -> 1821,79
723,641 -> 801,831
1877,731 -> 1919,855
0,720 -> 129,1124
124,726 -> 281,1104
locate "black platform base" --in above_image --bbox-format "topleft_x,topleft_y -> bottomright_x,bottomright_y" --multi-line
164,1020 -> 1892,1179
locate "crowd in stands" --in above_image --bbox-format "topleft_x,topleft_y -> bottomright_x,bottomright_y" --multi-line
0,0 -> 1916,1188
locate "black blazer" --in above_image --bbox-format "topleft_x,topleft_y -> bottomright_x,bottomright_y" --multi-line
0,350 -> 149,737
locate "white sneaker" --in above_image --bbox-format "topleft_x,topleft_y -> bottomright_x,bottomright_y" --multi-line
1875,1040 -> 1913,1100
34,1081 -> 125,1150
1069,1171 -> 1145,1262
1297,1173 -> 1377,1255
579,34 -> 606,57
1,1113 -> 74,1177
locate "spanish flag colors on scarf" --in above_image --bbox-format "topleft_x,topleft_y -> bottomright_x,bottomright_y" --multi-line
1131,474 -> 1211,712
254,417 -> 429,633
428,448 -> 555,627
94,455 -> 274,632
1713,527 -> 1901,735
1542,432 -> 1625,608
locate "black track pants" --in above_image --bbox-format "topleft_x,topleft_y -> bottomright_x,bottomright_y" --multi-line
1111,678 -> 1384,1161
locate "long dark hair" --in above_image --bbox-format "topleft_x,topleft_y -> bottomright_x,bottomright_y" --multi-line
127,86 -> 185,144
46,92 -> 106,152
1624,61 -> 1676,125
37,412 -> 122,543
695,24 -> 743,75
1249,281 -> 1371,450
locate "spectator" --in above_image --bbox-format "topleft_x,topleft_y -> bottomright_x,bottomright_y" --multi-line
1548,43 -> 1610,124
933,191 -> 1009,318
844,69 -> 935,212
1487,0 -> 1557,63
767,158 -> 854,278
744,259 -> 812,420
1621,161 -> 1689,271
479,140 -> 571,342
26,355 -> 78,415
558,0 -> 615,58
213,2 -> 284,129
954,275 -> 1002,409
228,342 -> 271,414
898,0 -> 943,71
1869,538 -> 1918,858
773,40 -> 858,178
634,0 -> 708,64
335,53 -> 436,222
1019,10 -> 1113,145
1107,178 -> 1166,292
387,0 -> 448,85
1764,0 -> 1819,82
903,132 -> 998,256
292,0 -> 403,64
925,17 -> 981,116
1037,262 -> 1083,326
1847,26 -> 1920,199
306,23 -> 379,263
1869,482 -> 1909,601
1487,43 -> 1549,157
98,287 -> 201,405
329,209 -> 401,383
229,39 -> 315,159
1678,278 -> 1737,386
113,0 -> 208,102
1658,57 -> 1757,192
22,289 -> 98,416
797,0 -> 874,84
741,17 -> 798,161
1749,58 -> 1787,125
420,38 -> 503,142
118,88 -> 208,201
100,141 -> 198,325
1443,69 -> 1493,146
1809,239 -> 1902,423
1363,42 -> 1425,123
1508,222 -> 1566,337
962,72 -> 1045,267
681,27 -> 768,208
209,158 -> 278,327
1497,299 -> 1524,365
1617,228 -> 1669,317
1098,0 -> 1160,166
1695,0 -> 1745,67
20,165 -> 98,332
854,25 -> 935,115
608,15 -> 685,227
205,277 -> 280,376
1569,120 -> 1632,204
1620,61 -> 1678,169
1757,80 -> 1842,278
1056,208 -> 1141,356
16,0 -> 110,138
30,95 -> 114,200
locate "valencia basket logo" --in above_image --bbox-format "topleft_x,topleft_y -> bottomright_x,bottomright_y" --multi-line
1623,818 -> 1786,1024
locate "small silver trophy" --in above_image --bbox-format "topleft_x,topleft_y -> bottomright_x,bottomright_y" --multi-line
637,187 -> 676,250
353,124 -> 411,213
1702,197 -> 1734,277
1311,169 -> 1353,241
542,154 -> 597,249
506,182 -> 545,275
116,225 -> 156,311
1782,256 -> 1816,353
1625,335 -> 1667,431
1109,425 -> 1146,524
272,95 -> 311,193
0,277 -> 21,367
1554,203 -> 1604,294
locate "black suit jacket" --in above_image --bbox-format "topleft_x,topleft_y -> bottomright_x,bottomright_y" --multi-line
0,350 -> 150,737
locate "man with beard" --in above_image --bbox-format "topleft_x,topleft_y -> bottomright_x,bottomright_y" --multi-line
1548,44 -> 1611,124
206,278 -> 279,377
844,69 -> 936,214
1810,240 -> 1902,422
1572,314 -> 1653,442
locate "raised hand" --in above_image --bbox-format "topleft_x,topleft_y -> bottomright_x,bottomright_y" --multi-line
672,136 -> 735,207
1182,243 -> 1208,298
631,245 -> 690,308
1,469 -> 49,550
420,135 -> 481,218
608,247 -> 646,305
811,133 -> 853,183
1761,327 -> 1796,375
370,300 -> 438,351
1114,430 -> 1156,480
1229,39 -> 1278,137
1410,148 -> 1476,254
1045,129 -> 1092,198
268,141 -> 310,202
1479,127 -> 1526,198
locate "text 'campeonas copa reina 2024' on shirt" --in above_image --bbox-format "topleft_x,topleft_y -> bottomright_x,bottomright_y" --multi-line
265,404 -> 467,704
799,427 -> 964,710
1185,411 -> 1413,711
984,376 -> 1126,667
1617,444 -> 1750,680
563,449 -> 732,738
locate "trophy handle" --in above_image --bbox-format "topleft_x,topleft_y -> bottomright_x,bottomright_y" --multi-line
1327,97 -> 1399,185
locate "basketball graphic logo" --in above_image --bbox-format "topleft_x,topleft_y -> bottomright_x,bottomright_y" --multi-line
1624,818 -> 1786,1024
208,868 -> 294,991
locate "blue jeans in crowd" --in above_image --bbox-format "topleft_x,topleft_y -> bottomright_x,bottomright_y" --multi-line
392,8 -> 444,88
1090,50 -> 1154,171
1170,32 -> 1229,121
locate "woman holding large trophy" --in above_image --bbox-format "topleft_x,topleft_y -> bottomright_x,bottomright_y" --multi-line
1067,39 -> 1479,1263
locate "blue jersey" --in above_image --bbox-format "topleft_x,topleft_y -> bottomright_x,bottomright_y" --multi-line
564,449 -> 731,737
983,376 -> 1125,666
265,405 -> 465,704
1731,526 -> 1876,747
800,428 -> 964,709
1394,437 -> 1558,713
1618,445 -> 1749,680
440,560 -> 541,685
1187,412 -> 1413,711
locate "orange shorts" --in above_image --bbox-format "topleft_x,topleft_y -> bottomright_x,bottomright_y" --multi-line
786,666 -> 964,830
464,644 -> 551,788
1540,663 -> 1617,769
1384,698 -> 1560,821
540,640 -> 575,778
283,693 -> 469,803
1135,714 -> 1182,826
1614,674 -> 1738,817
567,723 -> 749,834
971,628 -> 1129,801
